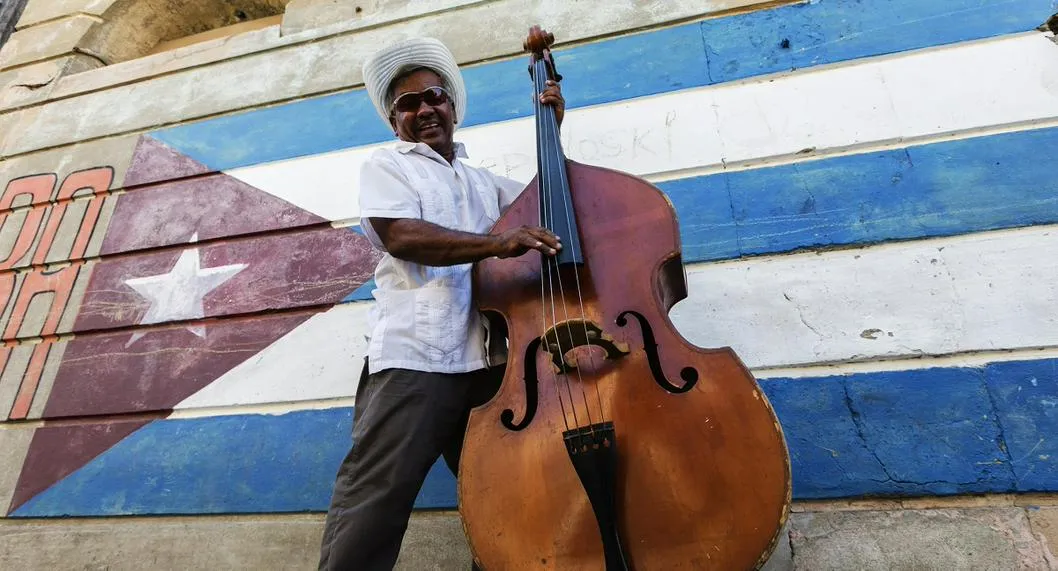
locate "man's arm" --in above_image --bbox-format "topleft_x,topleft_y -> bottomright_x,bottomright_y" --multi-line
367,217 -> 561,266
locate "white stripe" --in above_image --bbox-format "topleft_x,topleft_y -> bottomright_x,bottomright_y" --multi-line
173,303 -> 372,410
177,224 -> 1058,410
226,33 -> 1058,222
670,225 -> 1058,371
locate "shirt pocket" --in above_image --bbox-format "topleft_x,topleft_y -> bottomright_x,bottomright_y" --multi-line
414,285 -> 467,356
418,183 -> 459,229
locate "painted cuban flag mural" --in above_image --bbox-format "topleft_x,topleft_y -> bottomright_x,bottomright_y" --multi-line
5,134 -> 382,515
3,0 -> 1058,517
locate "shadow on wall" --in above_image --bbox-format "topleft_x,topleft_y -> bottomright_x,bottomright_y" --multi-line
77,0 -> 293,66
0,0 -> 29,51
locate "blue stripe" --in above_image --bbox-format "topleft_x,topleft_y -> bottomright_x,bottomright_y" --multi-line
661,126 -> 1058,263
699,0 -> 1052,84
984,359 -> 1058,491
13,357 -> 1058,516
342,126 -> 1058,302
149,0 -> 1050,171
770,367 -> 1011,498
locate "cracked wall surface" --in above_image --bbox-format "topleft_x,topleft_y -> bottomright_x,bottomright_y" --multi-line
0,0 -> 1055,569
791,507 -> 1055,571
759,361 -> 1051,500
0,505 -> 1055,570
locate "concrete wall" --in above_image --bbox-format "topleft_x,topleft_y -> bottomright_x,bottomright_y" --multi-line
1,0 -> 1057,568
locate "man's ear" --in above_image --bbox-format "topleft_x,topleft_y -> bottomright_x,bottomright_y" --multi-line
389,115 -> 398,136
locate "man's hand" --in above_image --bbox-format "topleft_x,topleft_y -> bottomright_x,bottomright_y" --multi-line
367,217 -> 561,266
539,79 -> 565,126
492,226 -> 562,259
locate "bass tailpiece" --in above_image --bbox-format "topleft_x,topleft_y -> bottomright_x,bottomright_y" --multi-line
564,422 -> 631,570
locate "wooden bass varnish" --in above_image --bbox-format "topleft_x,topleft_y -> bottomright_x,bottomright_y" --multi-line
458,26 -> 792,569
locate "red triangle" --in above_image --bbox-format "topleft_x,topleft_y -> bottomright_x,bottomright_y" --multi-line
104,142 -> 325,256
43,311 -> 314,418
8,419 -> 151,514
124,135 -> 212,187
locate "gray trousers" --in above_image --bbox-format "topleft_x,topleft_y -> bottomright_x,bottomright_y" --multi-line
317,360 -> 502,571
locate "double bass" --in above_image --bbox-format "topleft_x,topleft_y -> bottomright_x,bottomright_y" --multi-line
459,26 -> 791,569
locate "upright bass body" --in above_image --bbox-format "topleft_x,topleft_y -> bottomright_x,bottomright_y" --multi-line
458,27 -> 790,570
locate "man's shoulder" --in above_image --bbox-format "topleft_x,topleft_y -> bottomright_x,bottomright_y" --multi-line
364,146 -> 402,164
359,147 -> 413,179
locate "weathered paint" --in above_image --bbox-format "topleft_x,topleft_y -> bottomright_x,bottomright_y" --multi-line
0,14 -> 96,69
9,356 -> 1057,516
99,170 -> 326,255
223,33 -> 1058,221
70,226 -> 376,333
166,223 -> 1058,411
174,302 -> 371,410
150,1 -> 1056,171
4,132 -> 1052,421
1,26 -> 1053,266
0,40 -> 1049,426
0,137 -> 378,424
4,213 -> 1049,423
1,0 -> 777,156
9,419 -> 151,515
12,408 -> 358,516
0,0 -> 779,118
229,125 -> 1058,265
670,225 -> 1058,370
771,368 -> 1010,498
0,0 -> 1054,541
669,127 -> 1058,262
0,133 -> 140,194
985,359 -> 1058,491
0,428 -> 34,514
122,134 -> 212,186
14,120 -> 1058,271
0,166 -> 113,268
0,225 -> 376,344
44,311 -> 320,419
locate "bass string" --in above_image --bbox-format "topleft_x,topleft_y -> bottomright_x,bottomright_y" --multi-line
534,57 -> 574,432
533,56 -> 604,432
537,61 -> 606,429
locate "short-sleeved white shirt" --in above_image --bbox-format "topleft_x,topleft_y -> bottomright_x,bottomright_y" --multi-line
358,140 -> 525,374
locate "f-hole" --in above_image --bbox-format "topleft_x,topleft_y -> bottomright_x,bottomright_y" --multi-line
616,310 -> 698,393
501,336 -> 541,431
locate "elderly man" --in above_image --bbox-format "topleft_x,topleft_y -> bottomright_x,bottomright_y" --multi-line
318,37 -> 565,570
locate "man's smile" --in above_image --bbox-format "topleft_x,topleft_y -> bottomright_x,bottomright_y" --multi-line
418,121 -> 441,136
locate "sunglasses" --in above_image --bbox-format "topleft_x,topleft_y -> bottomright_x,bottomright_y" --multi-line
391,86 -> 451,114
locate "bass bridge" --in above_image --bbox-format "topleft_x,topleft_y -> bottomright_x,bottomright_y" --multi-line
500,312 -> 700,432
541,319 -> 629,374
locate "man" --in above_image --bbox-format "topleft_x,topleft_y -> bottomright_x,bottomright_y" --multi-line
318,37 -> 565,570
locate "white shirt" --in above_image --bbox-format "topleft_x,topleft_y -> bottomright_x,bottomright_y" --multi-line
358,140 -> 525,374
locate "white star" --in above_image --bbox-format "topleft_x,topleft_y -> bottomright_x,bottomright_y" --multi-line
124,234 -> 247,346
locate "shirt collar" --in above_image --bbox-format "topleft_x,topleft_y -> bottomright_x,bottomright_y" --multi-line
394,140 -> 468,161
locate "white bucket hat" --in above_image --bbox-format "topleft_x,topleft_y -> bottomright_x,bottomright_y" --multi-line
362,37 -> 467,128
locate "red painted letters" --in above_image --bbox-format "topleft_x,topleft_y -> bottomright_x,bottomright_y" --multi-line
0,167 -> 113,419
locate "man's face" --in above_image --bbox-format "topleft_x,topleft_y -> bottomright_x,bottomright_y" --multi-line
388,69 -> 455,158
